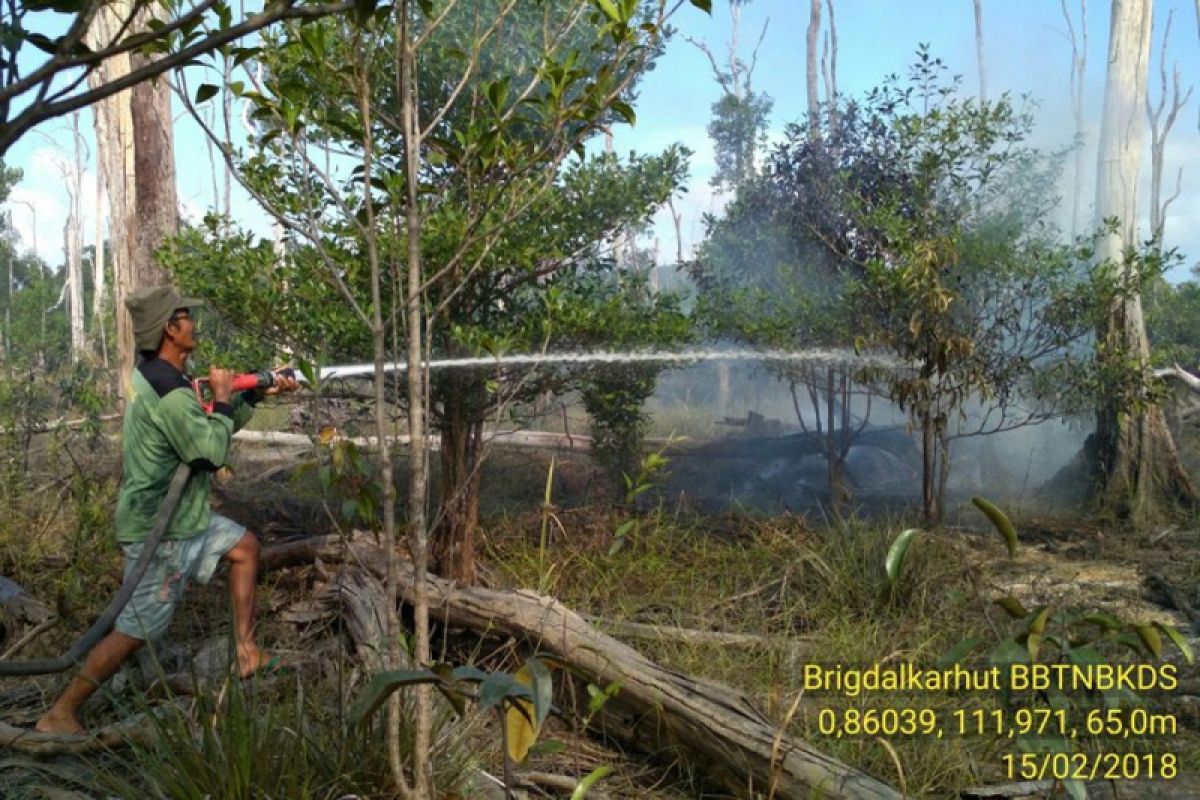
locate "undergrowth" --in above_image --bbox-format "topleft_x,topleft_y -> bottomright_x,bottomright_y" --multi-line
486,508 -> 1027,797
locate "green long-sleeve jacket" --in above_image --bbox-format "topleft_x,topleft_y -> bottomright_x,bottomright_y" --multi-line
115,359 -> 256,543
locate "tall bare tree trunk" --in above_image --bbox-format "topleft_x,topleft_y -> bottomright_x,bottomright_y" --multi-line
1062,0 -> 1088,240
65,112 -> 85,362
129,68 -> 176,292
806,0 -> 820,138
93,157 -> 108,367
86,3 -> 175,394
973,0 -> 987,101
821,0 -> 838,129
1094,0 -> 1196,518
85,0 -> 137,395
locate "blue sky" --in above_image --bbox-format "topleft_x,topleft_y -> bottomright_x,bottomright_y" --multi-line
6,0 -> 1200,281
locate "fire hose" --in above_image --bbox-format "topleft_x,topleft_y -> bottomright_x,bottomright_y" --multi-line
0,369 -> 293,676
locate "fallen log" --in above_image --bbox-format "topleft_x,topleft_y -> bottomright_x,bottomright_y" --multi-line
262,535 -> 900,800
582,616 -> 813,655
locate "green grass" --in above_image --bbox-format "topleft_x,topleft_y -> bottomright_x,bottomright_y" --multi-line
485,506 -> 1200,797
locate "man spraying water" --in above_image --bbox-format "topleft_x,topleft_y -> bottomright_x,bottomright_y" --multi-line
36,286 -> 299,735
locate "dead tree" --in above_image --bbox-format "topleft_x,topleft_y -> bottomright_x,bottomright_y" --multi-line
973,0 -> 987,101
1061,0 -> 1088,239
820,0 -> 838,129
806,0 -> 821,137
65,112 -> 86,363
1093,0 -> 1196,517
1145,8 -> 1193,242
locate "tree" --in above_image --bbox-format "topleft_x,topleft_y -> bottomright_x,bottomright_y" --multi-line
167,4 -> 703,792
973,0 -> 987,101
1145,9 -> 1192,243
1061,0 -> 1088,240
696,49 -> 1121,521
688,0 -> 771,415
1092,0 -> 1196,517
0,0 -> 360,154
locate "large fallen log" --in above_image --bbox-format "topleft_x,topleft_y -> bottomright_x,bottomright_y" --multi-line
262,535 -> 900,800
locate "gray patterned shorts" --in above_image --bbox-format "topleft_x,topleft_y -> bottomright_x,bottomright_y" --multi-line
114,513 -> 247,642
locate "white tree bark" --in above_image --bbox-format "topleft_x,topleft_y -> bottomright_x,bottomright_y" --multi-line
65,112 -> 85,362
1094,0 -> 1196,514
973,0 -> 987,101
1061,0 -> 1088,239
93,153 -> 108,367
1094,0 -> 1151,252
806,0 -> 820,137
85,0 -> 137,394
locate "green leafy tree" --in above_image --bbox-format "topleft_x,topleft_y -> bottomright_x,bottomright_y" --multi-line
166,2 -> 708,792
696,48 -> 1123,521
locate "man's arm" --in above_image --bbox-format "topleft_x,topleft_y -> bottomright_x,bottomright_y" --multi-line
155,389 -> 237,471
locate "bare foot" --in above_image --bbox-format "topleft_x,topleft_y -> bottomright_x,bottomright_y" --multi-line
235,643 -> 273,678
34,711 -> 85,736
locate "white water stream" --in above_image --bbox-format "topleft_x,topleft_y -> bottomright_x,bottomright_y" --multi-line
312,347 -> 904,381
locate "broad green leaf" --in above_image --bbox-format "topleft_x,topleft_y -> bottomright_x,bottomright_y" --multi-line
971,496 -> 1018,557
478,672 -> 531,712
1063,779 -> 1088,800
451,665 -> 489,683
687,0 -> 712,13
1083,612 -> 1122,631
935,636 -> 985,667
529,739 -> 566,756
594,0 -> 620,22
347,668 -> 438,727
526,657 -> 554,729
611,99 -> 636,126
1154,621 -> 1194,664
570,765 -> 613,800
884,527 -> 920,585
1026,630 -> 1042,663
993,596 -> 1028,619
1133,624 -> 1163,659
1027,606 -> 1051,635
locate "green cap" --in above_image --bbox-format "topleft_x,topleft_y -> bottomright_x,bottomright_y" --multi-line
124,286 -> 203,352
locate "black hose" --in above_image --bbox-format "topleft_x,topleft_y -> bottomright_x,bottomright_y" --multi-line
0,463 -> 192,676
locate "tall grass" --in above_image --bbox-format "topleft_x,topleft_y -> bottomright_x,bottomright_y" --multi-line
89,665 -> 482,799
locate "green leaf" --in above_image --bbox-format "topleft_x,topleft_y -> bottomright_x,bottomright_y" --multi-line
450,665 -> 489,683
687,0 -> 713,12
347,668 -> 438,727
1083,612 -> 1122,631
884,527 -> 920,585
195,84 -> 220,105
1027,606 -> 1051,635
478,672 -> 531,712
526,657 -> 554,728
1154,621 -> 1194,665
610,100 -> 636,126
570,765 -> 613,800
594,0 -> 620,22
993,596 -> 1028,619
528,739 -> 566,757
936,636 -> 985,667
971,496 -> 1018,557
1063,779 -> 1088,800
1133,623 -> 1163,660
